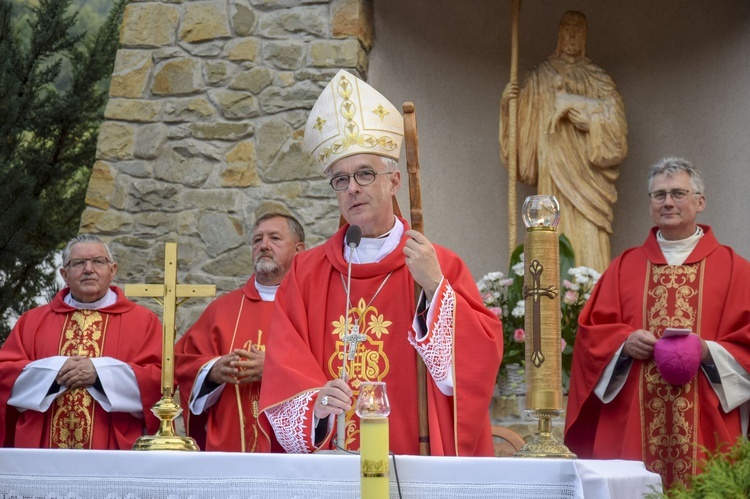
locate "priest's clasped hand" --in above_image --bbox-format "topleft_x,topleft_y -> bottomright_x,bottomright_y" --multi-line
403,230 -> 443,301
56,356 -> 97,389
314,379 -> 352,419
208,347 -> 265,385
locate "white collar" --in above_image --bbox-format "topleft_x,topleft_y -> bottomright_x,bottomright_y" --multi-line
656,226 -> 704,265
254,279 -> 279,302
64,288 -> 117,310
345,217 -> 404,264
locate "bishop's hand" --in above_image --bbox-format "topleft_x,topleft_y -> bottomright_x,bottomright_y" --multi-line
314,379 -> 352,420
403,230 -> 443,301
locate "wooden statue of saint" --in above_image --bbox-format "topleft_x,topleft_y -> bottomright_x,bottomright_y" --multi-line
501,10 -> 628,273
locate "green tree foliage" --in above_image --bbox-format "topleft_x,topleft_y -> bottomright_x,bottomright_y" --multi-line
0,0 -> 126,343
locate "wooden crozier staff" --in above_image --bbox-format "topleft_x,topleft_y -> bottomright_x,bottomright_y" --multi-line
402,102 -> 430,456
504,0 -> 522,256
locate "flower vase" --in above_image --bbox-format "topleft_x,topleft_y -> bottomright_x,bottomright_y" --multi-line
498,364 -> 526,397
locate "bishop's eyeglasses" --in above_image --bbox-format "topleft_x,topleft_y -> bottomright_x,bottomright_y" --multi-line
329,170 -> 394,191
64,257 -> 112,270
648,188 -> 698,202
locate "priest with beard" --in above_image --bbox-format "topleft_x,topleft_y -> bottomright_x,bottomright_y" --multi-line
259,70 -> 503,456
175,212 -> 305,452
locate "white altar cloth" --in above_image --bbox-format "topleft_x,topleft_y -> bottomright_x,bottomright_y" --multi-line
0,448 -> 661,499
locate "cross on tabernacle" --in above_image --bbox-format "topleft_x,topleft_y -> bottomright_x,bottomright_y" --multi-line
343,322 -> 367,361
125,243 -> 215,395
523,259 -> 558,368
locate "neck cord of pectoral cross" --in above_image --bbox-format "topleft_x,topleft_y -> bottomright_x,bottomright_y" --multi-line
339,271 -> 393,378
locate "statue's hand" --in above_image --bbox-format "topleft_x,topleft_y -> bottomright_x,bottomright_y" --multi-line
567,107 -> 590,131
501,82 -> 519,105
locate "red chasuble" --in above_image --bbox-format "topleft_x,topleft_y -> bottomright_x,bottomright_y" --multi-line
0,287 -> 162,449
565,226 -> 750,488
259,219 -> 503,456
174,277 -> 280,452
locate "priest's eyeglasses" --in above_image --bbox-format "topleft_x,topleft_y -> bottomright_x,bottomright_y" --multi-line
64,257 -> 112,270
329,170 -> 394,191
648,189 -> 697,202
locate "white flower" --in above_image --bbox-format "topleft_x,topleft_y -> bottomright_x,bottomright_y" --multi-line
500,278 -> 514,287
485,271 -> 505,281
511,302 -> 525,317
512,261 -> 525,277
477,281 -> 488,292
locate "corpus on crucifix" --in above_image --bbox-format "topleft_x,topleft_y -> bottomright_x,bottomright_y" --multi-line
126,242 -> 215,451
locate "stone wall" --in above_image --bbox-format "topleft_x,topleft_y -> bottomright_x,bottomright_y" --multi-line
83,0 -> 374,330
83,0 -> 534,443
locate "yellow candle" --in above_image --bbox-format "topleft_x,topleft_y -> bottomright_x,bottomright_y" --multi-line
360,416 -> 389,499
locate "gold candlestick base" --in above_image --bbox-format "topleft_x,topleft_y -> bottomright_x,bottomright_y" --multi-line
515,409 -> 576,458
132,395 -> 199,451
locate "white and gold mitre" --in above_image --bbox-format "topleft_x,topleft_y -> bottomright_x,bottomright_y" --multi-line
303,69 -> 403,172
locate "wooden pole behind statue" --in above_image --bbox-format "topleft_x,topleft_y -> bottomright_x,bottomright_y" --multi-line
505,0 -> 521,257
403,102 -> 430,456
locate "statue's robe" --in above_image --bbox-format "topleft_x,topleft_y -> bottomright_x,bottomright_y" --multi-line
502,56 -> 628,272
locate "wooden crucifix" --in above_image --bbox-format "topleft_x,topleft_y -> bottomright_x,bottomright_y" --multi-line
523,259 -> 558,368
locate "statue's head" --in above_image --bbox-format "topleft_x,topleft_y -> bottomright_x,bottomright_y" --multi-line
555,11 -> 587,60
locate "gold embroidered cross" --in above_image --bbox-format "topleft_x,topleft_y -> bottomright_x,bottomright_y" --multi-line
313,117 -> 326,131
523,259 -> 558,368
64,413 -> 80,429
372,104 -> 389,120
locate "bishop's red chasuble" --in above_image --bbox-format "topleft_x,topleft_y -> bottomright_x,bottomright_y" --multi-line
259,219 -> 503,456
0,287 -> 162,449
175,278 -> 279,452
565,226 -> 750,488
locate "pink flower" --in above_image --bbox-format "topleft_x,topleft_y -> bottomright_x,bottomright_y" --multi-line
483,292 -> 493,303
563,279 -> 575,289
561,338 -> 567,351
514,328 -> 525,342
563,291 -> 577,305
489,307 -> 502,318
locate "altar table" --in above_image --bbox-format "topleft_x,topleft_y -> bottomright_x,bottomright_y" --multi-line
0,448 -> 661,499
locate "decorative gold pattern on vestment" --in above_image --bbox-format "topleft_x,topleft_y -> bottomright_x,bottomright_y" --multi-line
328,298 -> 392,448
238,332 -> 265,453
372,105 -> 389,120
50,310 -> 108,448
641,262 -> 701,488
313,117 -> 326,131
315,74 -> 399,166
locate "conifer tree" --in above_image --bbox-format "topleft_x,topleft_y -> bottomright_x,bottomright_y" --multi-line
0,0 -> 126,342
